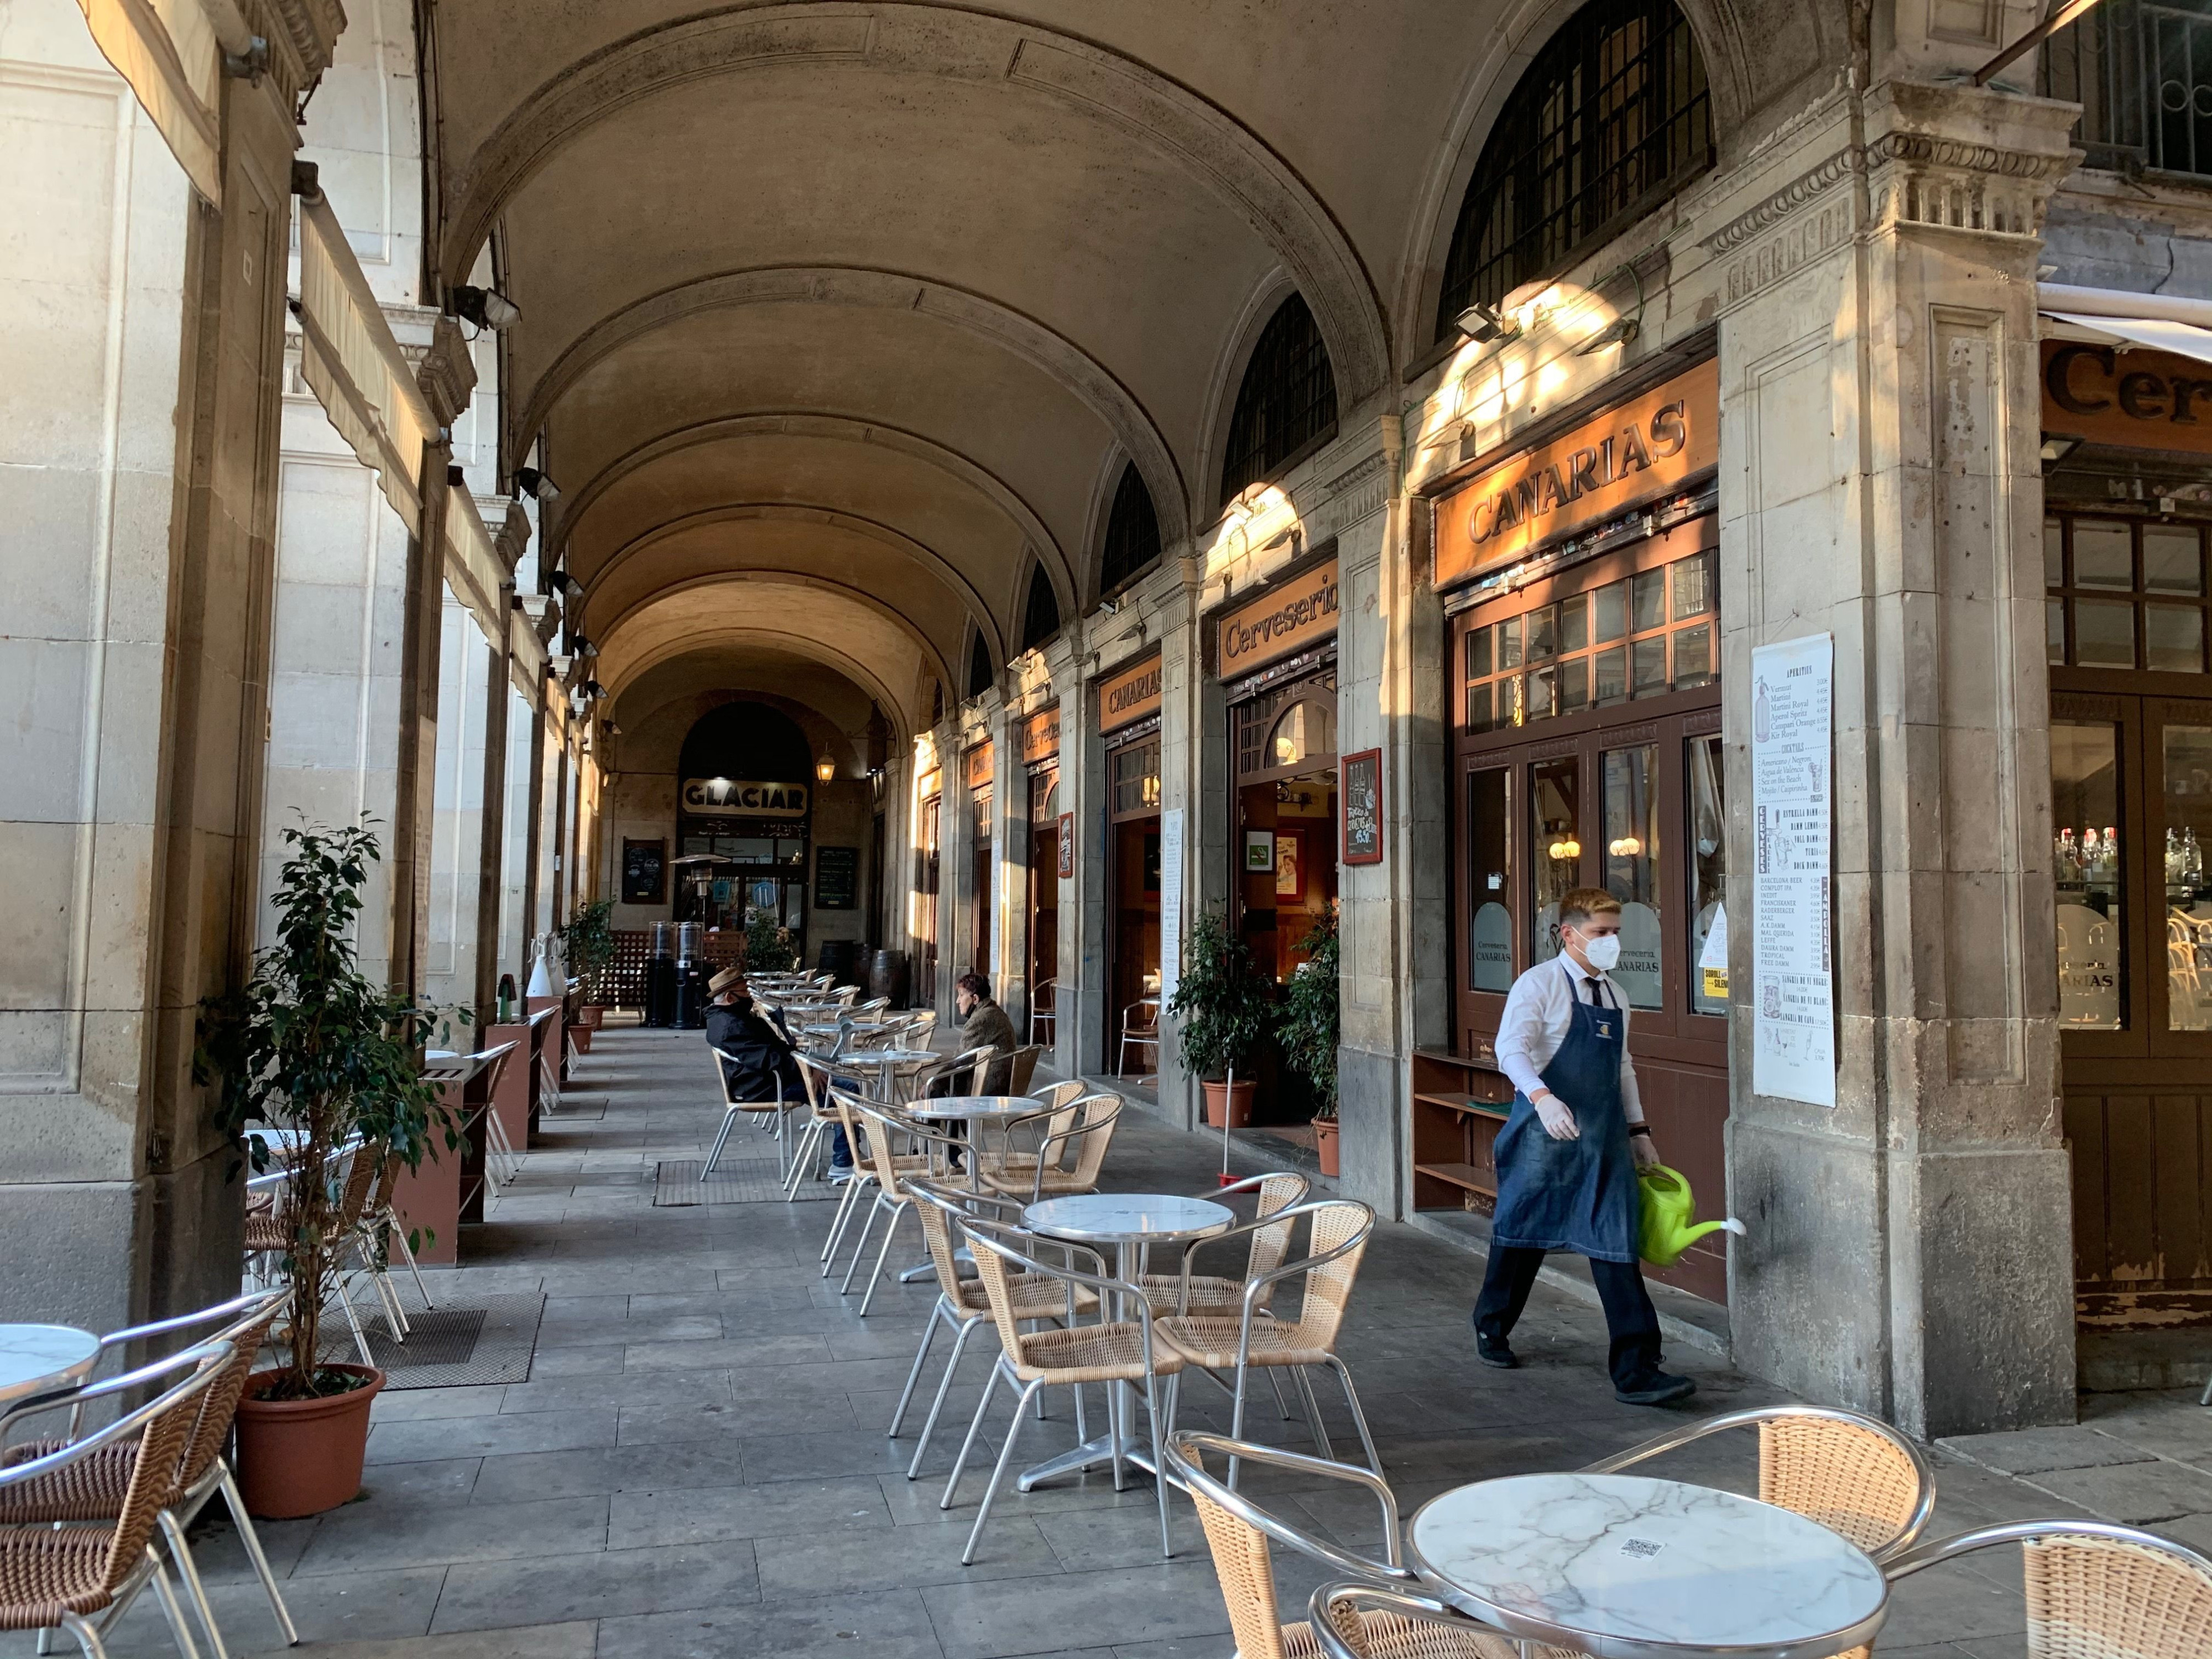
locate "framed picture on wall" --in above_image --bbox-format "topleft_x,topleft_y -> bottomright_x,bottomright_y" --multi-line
1244,829 -> 1275,873
1342,748 -> 1384,865
1275,832 -> 1302,898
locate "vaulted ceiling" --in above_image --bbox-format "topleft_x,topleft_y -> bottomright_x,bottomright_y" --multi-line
422,0 -> 1828,740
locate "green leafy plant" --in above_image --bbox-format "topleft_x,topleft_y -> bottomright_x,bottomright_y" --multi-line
1277,911 -> 1340,1118
563,896 -> 617,1003
196,821 -> 457,1400
1167,908 -> 1272,1081
743,907 -> 798,972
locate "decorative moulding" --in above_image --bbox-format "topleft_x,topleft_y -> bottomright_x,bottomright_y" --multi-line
415,315 -> 478,430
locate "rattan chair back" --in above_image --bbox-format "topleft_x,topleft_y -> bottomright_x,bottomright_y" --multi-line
1279,1200 -> 1374,1349
1242,1172 -> 1311,1291
1758,1413 -> 1927,1556
961,1217 -> 1057,1357
2021,1531 -> 2212,1658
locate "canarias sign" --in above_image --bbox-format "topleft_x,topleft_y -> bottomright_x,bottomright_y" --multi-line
1434,359 -> 1719,589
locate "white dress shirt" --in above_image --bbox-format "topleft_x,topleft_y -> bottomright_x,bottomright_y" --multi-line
1494,955 -> 1645,1123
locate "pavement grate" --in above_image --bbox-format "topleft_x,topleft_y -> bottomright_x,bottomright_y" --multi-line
654,1156 -> 834,1204
316,1291 -> 546,1388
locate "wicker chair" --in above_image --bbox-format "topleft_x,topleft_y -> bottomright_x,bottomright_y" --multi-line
705,1041 -> 790,1177
1,1293 -> 295,1659
943,1216 -> 1185,1565
1156,1199 -> 1382,1481
1139,1172 -> 1311,1316
886,1179 -> 1100,1479
1581,1403 -> 1937,1563
1303,1584 -> 1557,1659
974,1095 -> 1121,1204
1163,1432 -> 1518,1659
1881,1520 -> 2212,1659
0,1339 -> 233,1659
832,1098 -> 943,1316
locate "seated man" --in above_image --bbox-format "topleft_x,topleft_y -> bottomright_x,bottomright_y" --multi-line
927,971 -> 1018,1097
705,967 -> 852,1181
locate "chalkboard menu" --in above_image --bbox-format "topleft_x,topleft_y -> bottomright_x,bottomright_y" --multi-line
814,845 -> 859,910
622,838 -> 665,903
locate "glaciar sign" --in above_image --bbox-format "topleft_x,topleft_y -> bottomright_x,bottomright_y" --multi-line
682,778 -> 811,818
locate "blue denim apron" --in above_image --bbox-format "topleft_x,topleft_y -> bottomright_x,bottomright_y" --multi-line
1489,963 -> 1637,1263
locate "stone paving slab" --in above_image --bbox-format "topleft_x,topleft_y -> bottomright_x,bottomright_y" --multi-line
15,1026 -> 2211,1659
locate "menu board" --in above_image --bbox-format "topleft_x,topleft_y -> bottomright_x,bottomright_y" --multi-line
1160,808 -> 1185,1005
1750,634 -> 1836,1107
813,846 -> 859,910
622,838 -> 665,905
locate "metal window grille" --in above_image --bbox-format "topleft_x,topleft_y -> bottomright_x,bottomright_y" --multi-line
968,632 -> 995,700
1100,463 -> 1161,598
1220,295 -> 1337,510
2042,0 -> 2212,178
1436,0 -> 1712,337
1021,564 -> 1061,653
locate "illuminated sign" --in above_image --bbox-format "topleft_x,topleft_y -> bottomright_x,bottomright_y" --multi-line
1216,558 -> 1340,675
1099,652 -> 1162,732
2042,341 -> 2212,457
680,778 -> 811,818
1434,358 -> 1719,589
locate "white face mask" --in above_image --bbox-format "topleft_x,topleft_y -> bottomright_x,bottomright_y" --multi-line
1578,931 -> 1622,973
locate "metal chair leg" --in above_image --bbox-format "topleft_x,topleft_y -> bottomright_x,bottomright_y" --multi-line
159,1511 -> 231,1659
1293,1366 -> 1336,1462
839,1194 -> 886,1294
961,1377 -> 1043,1564
856,1201 -> 907,1317
1145,1367 -> 1174,1559
889,1297 -> 948,1437
907,1316 -> 984,1479
143,1546 -> 204,1659
704,1107 -> 739,1174
218,1465 -> 298,1645
59,1612 -> 108,1659
1227,1360 -> 1250,1489
388,1211 -> 435,1310
818,1170 -> 870,1269
941,1357 -> 1004,1511
1328,1355 -> 1385,1476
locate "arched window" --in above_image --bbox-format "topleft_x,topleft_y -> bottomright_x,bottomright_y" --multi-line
1220,294 -> 1337,510
1099,462 -> 1161,599
967,632 -> 995,701
1268,700 -> 1337,770
1436,0 -> 1712,339
1020,565 -> 1061,654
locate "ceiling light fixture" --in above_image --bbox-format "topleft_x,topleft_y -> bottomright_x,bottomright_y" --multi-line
513,467 -> 559,504
1455,301 -> 1522,345
450,285 -> 521,331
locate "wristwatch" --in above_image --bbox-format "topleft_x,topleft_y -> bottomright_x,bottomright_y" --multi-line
1627,1124 -> 1653,1137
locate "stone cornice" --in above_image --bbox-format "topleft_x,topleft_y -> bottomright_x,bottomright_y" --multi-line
248,0 -> 346,93
1703,145 -> 1861,254
495,504 -> 532,578
416,315 -> 478,429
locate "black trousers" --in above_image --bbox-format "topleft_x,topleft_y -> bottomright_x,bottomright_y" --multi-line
1473,1246 -> 1661,1389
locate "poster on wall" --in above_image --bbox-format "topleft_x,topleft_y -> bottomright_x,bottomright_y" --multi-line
1341,749 -> 1383,865
813,846 -> 859,910
1057,812 -> 1075,880
1750,633 -> 1837,1108
622,838 -> 665,904
1159,808 -> 1185,1006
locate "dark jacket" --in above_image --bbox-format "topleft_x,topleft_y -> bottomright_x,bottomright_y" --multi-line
958,997 -> 1019,1057
707,998 -> 804,1102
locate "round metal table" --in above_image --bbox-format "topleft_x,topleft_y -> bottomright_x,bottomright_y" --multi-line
0,1324 -> 101,1408
1014,1192 -> 1234,1492
1406,1472 -> 1890,1659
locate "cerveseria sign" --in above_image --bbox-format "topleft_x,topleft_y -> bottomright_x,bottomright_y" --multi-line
1215,558 -> 1340,676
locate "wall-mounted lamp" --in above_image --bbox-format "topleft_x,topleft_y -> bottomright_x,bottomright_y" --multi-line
513,467 -> 559,504
1455,301 -> 1522,345
1575,316 -> 1640,355
2041,434 -> 2084,466
451,285 -> 521,331
815,757 -> 837,784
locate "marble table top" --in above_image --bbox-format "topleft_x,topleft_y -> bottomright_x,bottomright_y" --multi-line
1408,1472 -> 1888,1659
0,1324 -> 100,1407
907,1095 -> 1043,1120
1023,1193 -> 1234,1244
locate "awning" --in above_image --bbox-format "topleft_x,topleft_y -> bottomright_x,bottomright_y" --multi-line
444,487 -> 507,653
73,0 -> 251,205
2038,281 -> 2212,370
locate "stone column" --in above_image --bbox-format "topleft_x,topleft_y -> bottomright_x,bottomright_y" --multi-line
387,319 -> 473,996
472,510 -> 524,1020
1157,561 -> 1210,1129
1714,79 -> 2081,1436
0,0 -> 342,1328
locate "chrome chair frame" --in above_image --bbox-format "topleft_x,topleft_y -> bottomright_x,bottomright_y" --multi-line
704,1045 -> 790,1177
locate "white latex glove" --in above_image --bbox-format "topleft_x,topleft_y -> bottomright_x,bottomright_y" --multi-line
1630,1131 -> 1661,1171
1532,1091 -> 1579,1141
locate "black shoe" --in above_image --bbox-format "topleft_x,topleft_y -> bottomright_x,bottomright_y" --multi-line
1475,1337 -> 1519,1369
1614,1371 -> 1697,1405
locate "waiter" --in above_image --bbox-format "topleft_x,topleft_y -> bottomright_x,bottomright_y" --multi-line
1472,888 -> 1694,1405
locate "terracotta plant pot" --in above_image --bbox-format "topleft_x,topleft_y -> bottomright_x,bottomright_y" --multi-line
570,1025 -> 593,1053
1201,1079 -> 1256,1128
233,1364 -> 384,1519
576,1004 -> 606,1029
1313,1117 -> 1340,1177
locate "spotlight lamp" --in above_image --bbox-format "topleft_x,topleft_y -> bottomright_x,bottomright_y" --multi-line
1454,301 -> 1522,345
450,285 -> 521,331
584,679 -> 606,701
513,467 -> 560,504
2041,434 -> 2084,466
577,637 -> 599,658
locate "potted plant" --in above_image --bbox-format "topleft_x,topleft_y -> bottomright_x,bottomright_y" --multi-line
197,821 -> 456,1519
563,896 -> 617,1051
1279,910 -> 1342,1175
743,908 -> 799,973
1168,908 -> 1272,1128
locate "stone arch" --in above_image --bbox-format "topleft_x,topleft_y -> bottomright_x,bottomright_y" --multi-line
608,630 -> 917,739
437,3 -> 1390,406
512,265 -> 1187,578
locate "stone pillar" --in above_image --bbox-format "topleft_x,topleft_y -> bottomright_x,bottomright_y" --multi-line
472,513 -> 524,1020
1715,80 -> 2081,1436
1159,562 -> 1213,1129
0,0 -> 342,1328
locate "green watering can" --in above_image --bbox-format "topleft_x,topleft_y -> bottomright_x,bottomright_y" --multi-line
1637,1165 -> 1745,1268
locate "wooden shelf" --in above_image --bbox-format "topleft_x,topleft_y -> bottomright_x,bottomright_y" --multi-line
1414,1162 -> 1496,1194
1413,1091 -> 1510,1120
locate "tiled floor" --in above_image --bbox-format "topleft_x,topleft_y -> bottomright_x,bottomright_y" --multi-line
24,1027 -> 2204,1659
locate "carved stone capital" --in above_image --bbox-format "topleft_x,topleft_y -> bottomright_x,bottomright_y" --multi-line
1864,78 -> 2083,241
416,315 -> 479,429
495,504 -> 532,577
